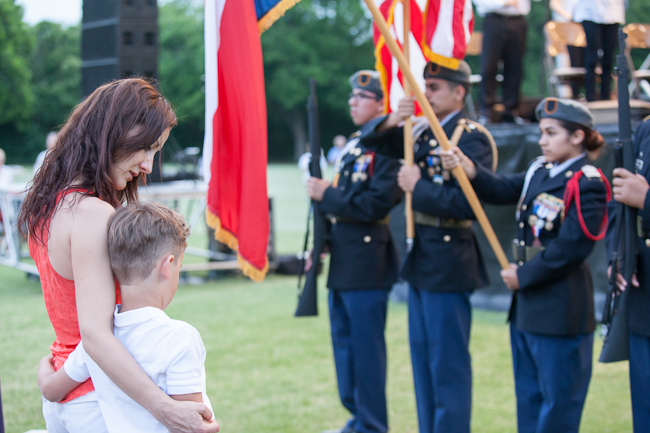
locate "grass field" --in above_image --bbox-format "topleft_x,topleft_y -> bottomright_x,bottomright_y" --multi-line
0,164 -> 634,432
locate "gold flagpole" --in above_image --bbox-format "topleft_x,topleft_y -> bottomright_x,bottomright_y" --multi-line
364,0 -> 509,270
402,0 -> 415,250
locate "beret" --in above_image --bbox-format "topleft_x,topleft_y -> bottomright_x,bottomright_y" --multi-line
423,60 -> 471,85
349,70 -> 383,98
535,97 -> 595,129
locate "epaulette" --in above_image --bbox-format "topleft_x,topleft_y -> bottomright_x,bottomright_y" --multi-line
643,114 -> 650,123
451,118 -> 499,172
580,164 -> 603,180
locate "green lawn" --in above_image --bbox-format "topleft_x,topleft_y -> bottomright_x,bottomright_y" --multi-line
0,163 -> 633,432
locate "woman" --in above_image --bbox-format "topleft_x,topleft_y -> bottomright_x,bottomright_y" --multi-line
442,97 -> 609,433
18,78 -> 219,433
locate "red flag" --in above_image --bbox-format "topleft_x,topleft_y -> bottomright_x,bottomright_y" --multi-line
203,0 -> 269,281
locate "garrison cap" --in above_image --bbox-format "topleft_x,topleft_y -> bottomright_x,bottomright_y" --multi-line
423,60 -> 471,85
535,97 -> 595,129
349,70 -> 383,99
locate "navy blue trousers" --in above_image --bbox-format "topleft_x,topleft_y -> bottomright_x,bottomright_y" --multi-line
630,332 -> 650,432
329,288 -> 390,433
510,326 -> 593,433
408,287 -> 472,433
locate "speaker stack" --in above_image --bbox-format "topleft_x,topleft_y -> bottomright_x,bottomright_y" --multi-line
81,0 -> 158,97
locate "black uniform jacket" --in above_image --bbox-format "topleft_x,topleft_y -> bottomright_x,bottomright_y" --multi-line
473,155 -> 608,336
364,110 -> 492,292
606,119 -> 650,337
320,116 -> 403,290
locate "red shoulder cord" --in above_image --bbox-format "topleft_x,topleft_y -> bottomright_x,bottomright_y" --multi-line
562,169 -> 612,241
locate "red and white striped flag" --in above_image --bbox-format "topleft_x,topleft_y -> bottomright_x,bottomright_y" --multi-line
373,0 -> 473,114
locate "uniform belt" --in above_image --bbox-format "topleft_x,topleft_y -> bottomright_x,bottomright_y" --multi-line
331,215 -> 390,225
512,240 -> 545,264
414,212 -> 472,229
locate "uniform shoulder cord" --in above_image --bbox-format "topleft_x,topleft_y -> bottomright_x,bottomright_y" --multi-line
562,168 -> 612,241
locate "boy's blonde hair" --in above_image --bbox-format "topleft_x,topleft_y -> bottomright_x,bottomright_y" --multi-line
108,202 -> 190,284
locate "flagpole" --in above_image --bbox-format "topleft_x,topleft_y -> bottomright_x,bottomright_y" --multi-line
402,0 -> 415,251
363,0 -> 510,270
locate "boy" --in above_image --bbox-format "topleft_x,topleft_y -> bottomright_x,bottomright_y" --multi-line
38,202 -> 216,432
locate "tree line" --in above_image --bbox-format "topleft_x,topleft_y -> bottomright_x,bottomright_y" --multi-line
0,0 -> 648,164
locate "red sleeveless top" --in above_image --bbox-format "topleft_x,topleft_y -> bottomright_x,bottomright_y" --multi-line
29,190 -> 120,403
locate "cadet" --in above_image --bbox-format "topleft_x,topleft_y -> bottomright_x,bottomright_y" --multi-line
306,70 -> 403,433
442,97 -> 609,433
609,115 -> 650,431
368,60 -> 493,433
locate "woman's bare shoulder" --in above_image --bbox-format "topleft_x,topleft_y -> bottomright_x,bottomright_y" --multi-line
62,194 -> 116,229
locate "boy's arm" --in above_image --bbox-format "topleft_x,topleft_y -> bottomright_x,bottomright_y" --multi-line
170,393 -> 203,403
37,354 -> 84,402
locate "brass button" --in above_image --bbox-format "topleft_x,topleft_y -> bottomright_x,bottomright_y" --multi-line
443,235 -> 451,242
518,261 -> 524,266
519,222 -> 524,228
340,186 -> 345,190
344,170 -> 349,176
419,161 -> 425,168
521,204 -> 527,211
429,139 -> 438,147
645,238 -> 650,248
363,236 -> 371,243
545,163 -> 553,169
520,240 -> 525,246
331,217 -> 337,224
565,170 -> 573,178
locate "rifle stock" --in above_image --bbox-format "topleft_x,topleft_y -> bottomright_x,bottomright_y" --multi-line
296,78 -> 325,317
599,28 -> 636,363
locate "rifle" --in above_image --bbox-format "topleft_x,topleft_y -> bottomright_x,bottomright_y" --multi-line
295,78 -> 325,317
599,27 -> 636,363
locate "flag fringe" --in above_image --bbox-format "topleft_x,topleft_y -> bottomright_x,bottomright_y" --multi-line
258,0 -> 303,33
421,45 -> 461,70
206,209 -> 269,282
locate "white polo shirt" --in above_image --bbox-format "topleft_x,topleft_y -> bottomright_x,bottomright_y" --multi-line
65,306 -> 214,433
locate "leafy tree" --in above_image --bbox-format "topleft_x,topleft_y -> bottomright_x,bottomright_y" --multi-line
0,0 -> 33,130
262,0 -> 376,160
158,0 -> 205,148
30,22 -> 81,134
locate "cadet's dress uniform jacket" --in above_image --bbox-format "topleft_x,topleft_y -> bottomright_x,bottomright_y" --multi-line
365,110 -> 492,291
320,116 -> 403,290
606,118 -> 650,431
472,153 -> 608,433
472,154 -> 607,336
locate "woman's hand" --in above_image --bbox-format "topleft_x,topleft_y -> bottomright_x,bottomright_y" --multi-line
398,164 -> 421,193
440,147 -> 477,180
501,263 -> 520,290
155,400 -> 220,433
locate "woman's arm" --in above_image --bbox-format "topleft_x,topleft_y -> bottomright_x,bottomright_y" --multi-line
71,199 -> 219,433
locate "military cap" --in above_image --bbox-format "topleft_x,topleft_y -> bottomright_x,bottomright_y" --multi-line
535,97 -> 595,129
423,60 -> 471,85
349,70 -> 383,99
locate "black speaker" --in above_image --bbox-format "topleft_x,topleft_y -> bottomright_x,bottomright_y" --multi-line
81,0 -> 158,97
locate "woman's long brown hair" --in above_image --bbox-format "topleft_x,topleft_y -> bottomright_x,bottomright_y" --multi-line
18,78 -> 177,244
